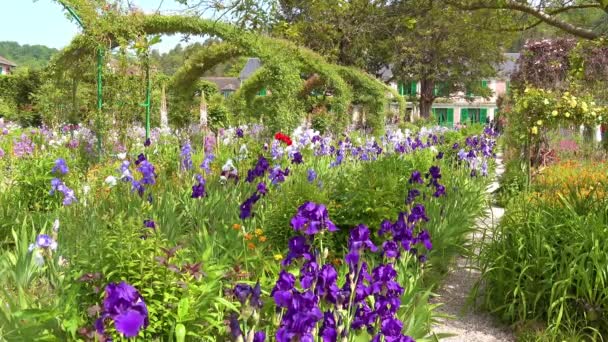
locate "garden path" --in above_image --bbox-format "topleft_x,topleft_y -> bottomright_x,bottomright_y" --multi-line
430,154 -> 515,341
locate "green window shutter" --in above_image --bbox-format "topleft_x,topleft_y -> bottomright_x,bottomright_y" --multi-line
480,108 -> 488,124
461,108 -> 469,124
481,80 -> 488,88
447,108 -> 454,128
257,87 -> 267,96
398,82 -> 405,96
433,84 -> 438,97
432,108 -> 437,123
410,81 -> 417,95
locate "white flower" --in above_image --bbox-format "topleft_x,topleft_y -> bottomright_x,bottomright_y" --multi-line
28,243 -> 35,252
83,185 -> 91,195
239,144 -> 248,156
430,146 -> 438,153
105,175 -> 118,187
222,159 -> 236,172
117,152 -> 127,160
219,175 -> 227,184
33,251 -> 44,267
52,219 -> 60,233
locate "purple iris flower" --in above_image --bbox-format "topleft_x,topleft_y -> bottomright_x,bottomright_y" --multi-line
180,143 -> 193,171
137,160 -> 156,185
235,128 -> 244,138
409,204 -> 429,223
51,158 -> 69,175
246,155 -> 270,183
257,182 -> 268,195
228,313 -> 242,339
192,174 -> 206,198
253,331 -> 266,342
283,236 -> 314,266
382,240 -> 400,259
239,192 -> 261,219
307,169 -> 317,183
234,283 -> 253,304
271,270 -> 296,307
408,171 -> 424,184
200,153 -> 214,174
143,219 -> 156,229
433,184 -> 446,197
96,282 -> 149,338
290,201 -> 338,235
405,189 -> 421,205
291,151 -> 303,164
144,138 -> 151,147
428,166 -> 441,179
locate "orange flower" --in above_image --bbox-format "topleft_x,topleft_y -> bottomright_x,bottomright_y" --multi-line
244,233 -> 253,241
259,236 -> 267,242
247,242 -> 255,250
232,223 -> 241,231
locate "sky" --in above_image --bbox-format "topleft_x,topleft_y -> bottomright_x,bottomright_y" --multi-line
0,0 -> 208,53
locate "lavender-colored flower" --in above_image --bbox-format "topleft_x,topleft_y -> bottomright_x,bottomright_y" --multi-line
348,224 -> 378,253
200,153 -> 215,174
192,174 -> 206,198
204,134 -> 216,153
13,134 -> 35,157
96,282 -> 149,338
51,158 -> 69,175
253,331 -> 266,342
416,230 -> 433,250
137,160 -> 156,185
290,201 -> 338,235
35,234 -> 57,250
307,169 -> 317,183
457,149 -> 467,160
269,166 -> 289,185
180,142 -> 193,171
0,148 -> 4,159
50,178 -> 77,206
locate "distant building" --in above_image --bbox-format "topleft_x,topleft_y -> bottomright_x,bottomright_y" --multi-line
382,53 -> 520,126
0,56 -> 17,75
203,58 -> 266,97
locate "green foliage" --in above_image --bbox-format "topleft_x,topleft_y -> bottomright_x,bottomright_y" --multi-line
479,192 -> 608,340
0,41 -> 58,69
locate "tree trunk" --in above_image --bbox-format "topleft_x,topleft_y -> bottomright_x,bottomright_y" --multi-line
419,79 -> 435,119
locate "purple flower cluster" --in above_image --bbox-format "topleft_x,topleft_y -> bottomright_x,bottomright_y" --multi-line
272,208 -> 416,342
268,165 -> 290,185
51,158 -> 69,175
426,166 -> 446,198
95,282 -> 149,338
457,132 -> 496,177
290,201 -> 338,235
192,174 -> 206,198
246,155 -> 270,183
13,134 -> 35,157
50,178 -> 77,206
291,151 -> 303,164
239,182 -> 268,219
378,208 -> 432,262
200,153 -> 214,174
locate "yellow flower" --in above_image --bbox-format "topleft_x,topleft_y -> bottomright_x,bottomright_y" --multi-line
531,126 -> 538,135
536,120 -> 543,126
255,228 -> 264,236
581,102 -> 588,113
543,99 -> 550,105
570,100 -> 577,108
565,112 -> 571,118
274,254 -> 283,261
552,110 -> 558,117
259,236 -> 267,242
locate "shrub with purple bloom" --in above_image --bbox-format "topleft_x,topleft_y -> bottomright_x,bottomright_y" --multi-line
95,282 -> 149,338
307,168 -> 317,183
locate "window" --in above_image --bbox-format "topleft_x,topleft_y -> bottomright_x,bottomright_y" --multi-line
432,108 -> 454,128
257,87 -> 267,96
222,90 -> 234,98
461,108 -> 488,124
466,80 -> 488,97
398,81 -> 417,96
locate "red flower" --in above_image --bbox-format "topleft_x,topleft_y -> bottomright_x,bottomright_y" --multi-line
274,132 -> 292,146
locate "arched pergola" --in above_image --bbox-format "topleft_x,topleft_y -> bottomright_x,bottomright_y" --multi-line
52,2 -> 404,134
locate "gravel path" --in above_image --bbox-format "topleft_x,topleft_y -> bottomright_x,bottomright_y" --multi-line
430,154 -> 515,342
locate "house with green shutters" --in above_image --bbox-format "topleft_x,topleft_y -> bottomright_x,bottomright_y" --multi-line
384,53 -> 519,127
202,58 -> 267,97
